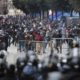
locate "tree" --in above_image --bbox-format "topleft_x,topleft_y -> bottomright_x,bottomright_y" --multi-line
14,0 -> 43,14
56,0 -> 71,12
57,0 -> 73,17
13,0 -> 51,14
69,0 -> 80,12
69,0 -> 80,17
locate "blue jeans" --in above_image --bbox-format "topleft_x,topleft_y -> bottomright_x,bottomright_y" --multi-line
19,41 -> 25,51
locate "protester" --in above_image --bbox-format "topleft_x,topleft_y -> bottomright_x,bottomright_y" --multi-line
0,15 -> 80,80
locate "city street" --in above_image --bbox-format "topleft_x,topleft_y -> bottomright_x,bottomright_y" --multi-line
5,44 -> 80,80
0,0 -> 80,80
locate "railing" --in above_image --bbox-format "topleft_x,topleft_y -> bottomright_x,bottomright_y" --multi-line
18,38 -> 74,55
18,40 -> 51,54
51,38 -> 73,53
17,38 -> 80,65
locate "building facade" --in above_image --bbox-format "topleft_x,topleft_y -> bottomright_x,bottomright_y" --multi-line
0,0 -> 8,14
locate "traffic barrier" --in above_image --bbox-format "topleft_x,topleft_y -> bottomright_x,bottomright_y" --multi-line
18,38 -> 74,55
14,38 -> 80,64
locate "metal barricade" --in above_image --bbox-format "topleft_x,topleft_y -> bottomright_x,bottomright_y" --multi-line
17,38 -> 80,67
51,38 -> 73,54
25,41 -> 52,55
18,40 -> 52,57
18,38 -> 74,55
49,38 -> 74,64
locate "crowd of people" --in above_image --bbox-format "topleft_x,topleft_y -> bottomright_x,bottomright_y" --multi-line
0,15 -> 80,80
0,15 -> 79,52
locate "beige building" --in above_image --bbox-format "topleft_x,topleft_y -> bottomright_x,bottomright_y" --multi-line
0,0 -> 25,15
0,0 -> 8,14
